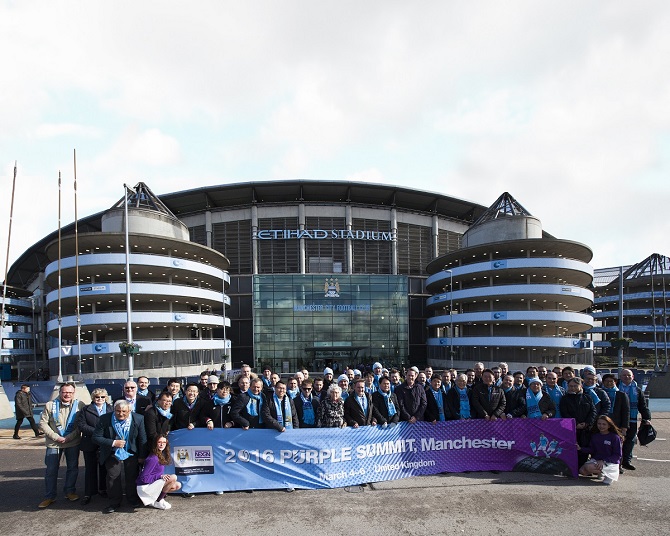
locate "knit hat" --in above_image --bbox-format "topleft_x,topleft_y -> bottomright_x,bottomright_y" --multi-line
373,362 -> 383,371
323,367 -> 333,375
337,374 -> 349,383
207,375 -> 220,384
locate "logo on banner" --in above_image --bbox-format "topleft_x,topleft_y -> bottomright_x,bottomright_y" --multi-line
324,278 -> 340,298
173,446 -> 214,475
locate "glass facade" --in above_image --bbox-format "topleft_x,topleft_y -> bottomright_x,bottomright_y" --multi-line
253,274 -> 408,372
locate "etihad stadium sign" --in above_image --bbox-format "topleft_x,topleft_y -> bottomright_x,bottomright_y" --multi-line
254,229 -> 396,241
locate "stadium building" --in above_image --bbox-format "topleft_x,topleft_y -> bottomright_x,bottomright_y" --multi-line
2,181 -> 597,379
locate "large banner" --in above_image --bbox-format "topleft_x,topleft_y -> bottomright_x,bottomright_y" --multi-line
167,419 -> 577,492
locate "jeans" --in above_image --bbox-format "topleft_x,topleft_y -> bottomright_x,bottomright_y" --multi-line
44,446 -> 80,499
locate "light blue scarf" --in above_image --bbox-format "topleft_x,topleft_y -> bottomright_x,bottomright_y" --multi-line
543,385 -> 563,418
138,388 -> 149,397
53,398 -> 79,436
95,403 -> 107,417
430,389 -> 445,421
379,391 -> 396,417
300,393 -> 315,425
356,394 -> 368,414
619,381 -> 639,420
112,414 -> 132,461
456,387 -> 470,419
246,390 -> 263,423
155,404 -> 172,420
603,386 -> 618,416
525,389 -> 543,419
584,384 -> 601,406
287,388 -> 299,399
273,394 -> 293,429
212,393 -> 231,406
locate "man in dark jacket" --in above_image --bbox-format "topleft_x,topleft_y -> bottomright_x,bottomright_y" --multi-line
601,374 -> 630,431
93,399 -> 147,513
424,375 -> 452,422
115,380 -> 151,415
143,391 -> 175,443
372,376 -> 400,424
583,370 -> 611,416
394,368 -> 427,422
295,379 -> 319,428
471,369 -> 506,420
262,381 -> 299,431
13,384 -> 41,439
231,378 -> 266,429
618,369 -> 652,471
559,377 -> 597,466
171,383 -> 207,430
344,379 -> 384,427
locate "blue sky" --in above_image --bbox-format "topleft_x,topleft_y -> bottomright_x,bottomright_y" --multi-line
1,1 -> 669,270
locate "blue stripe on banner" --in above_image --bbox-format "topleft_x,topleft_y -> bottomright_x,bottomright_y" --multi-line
166,419 -> 578,492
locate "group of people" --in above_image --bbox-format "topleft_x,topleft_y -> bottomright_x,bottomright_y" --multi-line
32,360 -> 652,511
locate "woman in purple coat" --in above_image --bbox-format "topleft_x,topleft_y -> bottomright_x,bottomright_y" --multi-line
136,435 -> 181,509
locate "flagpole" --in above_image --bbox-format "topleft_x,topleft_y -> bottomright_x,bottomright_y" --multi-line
74,149 -> 82,377
57,171 -> 63,382
1,161 -> 18,341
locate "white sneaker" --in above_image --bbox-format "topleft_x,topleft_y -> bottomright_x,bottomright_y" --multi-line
160,499 -> 172,509
152,500 -> 167,510
602,476 -> 613,485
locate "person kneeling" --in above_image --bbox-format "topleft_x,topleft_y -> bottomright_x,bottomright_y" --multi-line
578,415 -> 623,485
136,435 -> 181,509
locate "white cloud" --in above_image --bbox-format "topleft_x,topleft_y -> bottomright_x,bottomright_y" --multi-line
33,123 -> 103,139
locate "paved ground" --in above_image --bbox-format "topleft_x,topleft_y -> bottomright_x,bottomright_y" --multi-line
1,417 -> 669,536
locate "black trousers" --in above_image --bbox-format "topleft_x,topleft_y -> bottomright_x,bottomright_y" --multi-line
104,455 -> 140,506
622,422 -> 638,464
14,416 -> 40,436
82,449 -> 107,497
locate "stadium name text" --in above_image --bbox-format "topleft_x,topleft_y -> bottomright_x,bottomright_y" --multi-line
255,229 -> 396,241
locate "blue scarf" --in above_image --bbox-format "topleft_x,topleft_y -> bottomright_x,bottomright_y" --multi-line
543,385 -> 563,418
287,388 -> 299,399
525,389 -> 543,419
138,388 -> 149,397
300,394 -> 315,425
53,398 -> 78,436
356,394 -> 368,414
213,393 -> 231,406
262,377 -> 272,388
365,385 -> 376,395
441,382 -> 452,394
430,389 -> 445,421
246,390 -> 263,423
619,381 -> 639,421
112,414 -> 132,460
273,394 -> 293,429
456,387 -> 470,419
184,397 -> 198,411
603,386 -> 618,416
95,403 -> 107,417
584,385 -> 601,406
341,391 -> 349,401
379,391 -> 396,417
155,404 -> 173,420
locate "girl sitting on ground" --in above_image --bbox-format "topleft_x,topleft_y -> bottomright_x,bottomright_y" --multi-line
136,434 -> 181,509
578,415 -> 624,485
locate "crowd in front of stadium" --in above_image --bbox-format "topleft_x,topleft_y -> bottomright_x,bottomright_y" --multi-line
20,360 -> 651,513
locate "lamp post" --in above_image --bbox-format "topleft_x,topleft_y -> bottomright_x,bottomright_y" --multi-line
444,269 -> 454,369
123,183 -> 136,380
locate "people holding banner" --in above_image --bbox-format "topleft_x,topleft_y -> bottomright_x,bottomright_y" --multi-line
543,372 -> 565,418
172,383 -> 206,430
372,376 -> 400,424
296,379 -> 319,428
262,381 -> 299,432
38,382 -> 85,508
517,378 -> 555,419
560,377 -> 597,467
231,378 -> 266,429
204,381 -> 235,429
471,369 -> 506,421
136,434 -> 181,509
144,392 -> 175,444
93,399 -> 147,513
618,369 -> 652,471
344,379 -> 383,427
425,375 -> 451,423
77,387 -> 112,505
578,415 -> 623,485
395,367 -> 427,423
446,373 -> 472,420
317,384 -> 347,428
